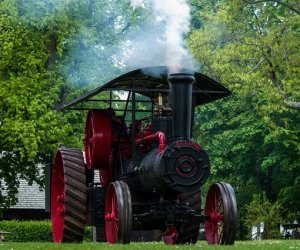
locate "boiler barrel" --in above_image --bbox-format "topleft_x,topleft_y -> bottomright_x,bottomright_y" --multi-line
128,140 -> 210,194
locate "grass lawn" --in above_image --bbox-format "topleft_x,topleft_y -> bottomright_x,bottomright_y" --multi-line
0,240 -> 299,250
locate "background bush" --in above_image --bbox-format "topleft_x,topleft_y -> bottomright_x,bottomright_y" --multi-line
0,220 -> 52,242
0,220 -> 92,242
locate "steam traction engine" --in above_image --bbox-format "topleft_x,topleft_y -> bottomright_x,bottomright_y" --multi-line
51,66 -> 237,245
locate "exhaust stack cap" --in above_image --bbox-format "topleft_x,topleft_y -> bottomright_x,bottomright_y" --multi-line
168,73 -> 195,85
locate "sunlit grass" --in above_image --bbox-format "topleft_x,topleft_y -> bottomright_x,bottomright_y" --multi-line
0,240 -> 299,250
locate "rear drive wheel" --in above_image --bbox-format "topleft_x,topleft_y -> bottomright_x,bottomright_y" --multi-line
51,147 -> 86,243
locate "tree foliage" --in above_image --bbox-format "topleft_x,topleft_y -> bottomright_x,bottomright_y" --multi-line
0,0 -> 69,208
189,0 -> 300,238
189,0 -> 300,108
0,0 -> 143,209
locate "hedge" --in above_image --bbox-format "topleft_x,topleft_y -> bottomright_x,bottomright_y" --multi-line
0,220 -> 93,242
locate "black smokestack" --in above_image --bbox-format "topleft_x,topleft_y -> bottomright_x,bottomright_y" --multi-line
168,73 -> 195,140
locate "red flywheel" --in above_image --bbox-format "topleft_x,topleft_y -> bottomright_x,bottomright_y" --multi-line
85,110 -> 112,169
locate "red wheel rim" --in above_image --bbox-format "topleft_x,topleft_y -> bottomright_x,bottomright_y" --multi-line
104,181 -> 132,244
205,184 -> 224,244
105,183 -> 119,243
51,151 -> 65,243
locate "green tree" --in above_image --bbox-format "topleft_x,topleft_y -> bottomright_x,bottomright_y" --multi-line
0,0 -> 148,210
244,193 -> 283,239
190,0 -> 300,109
189,0 -> 300,238
0,0 -> 71,208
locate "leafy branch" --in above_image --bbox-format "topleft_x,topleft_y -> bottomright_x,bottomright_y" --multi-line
243,0 -> 300,15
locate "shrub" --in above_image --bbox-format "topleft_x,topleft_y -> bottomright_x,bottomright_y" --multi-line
244,193 -> 283,239
0,220 -> 52,242
0,220 -> 93,242
84,226 -> 93,242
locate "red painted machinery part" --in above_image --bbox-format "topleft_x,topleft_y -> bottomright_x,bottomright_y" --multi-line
205,183 -> 224,244
51,148 -> 86,243
105,181 -> 132,244
105,184 -> 119,243
51,151 -> 65,242
135,131 -> 166,153
85,110 -> 112,169
204,182 -> 237,245
163,225 -> 178,245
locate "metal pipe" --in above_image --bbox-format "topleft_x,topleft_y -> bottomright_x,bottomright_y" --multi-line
168,74 -> 195,140
135,131 -> 167,153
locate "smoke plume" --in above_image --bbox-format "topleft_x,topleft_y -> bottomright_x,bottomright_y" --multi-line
17,0 -> 197,86
153,0 -> 192,73
118,0 -> 196,74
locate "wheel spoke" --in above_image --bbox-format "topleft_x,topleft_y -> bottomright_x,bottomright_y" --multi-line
215,191 -> 218,212
218,222 -> 223,242
212,223 -> 216,243
217,224 -> 220,243
212,190 -> 216,212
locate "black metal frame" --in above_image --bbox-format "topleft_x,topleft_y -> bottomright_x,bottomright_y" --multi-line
60,66 -> 231,111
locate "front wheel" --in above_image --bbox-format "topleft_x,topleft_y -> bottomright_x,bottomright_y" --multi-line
105,181 -> 132,244
204,182 -> 237,245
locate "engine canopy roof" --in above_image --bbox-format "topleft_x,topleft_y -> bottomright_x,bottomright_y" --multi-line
62,66 -> 231,110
